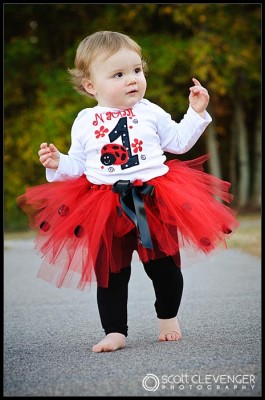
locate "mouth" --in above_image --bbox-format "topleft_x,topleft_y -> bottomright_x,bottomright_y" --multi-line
127,89 -> 138,94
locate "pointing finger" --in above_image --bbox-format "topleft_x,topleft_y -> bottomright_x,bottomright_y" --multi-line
192,78 -> 201,86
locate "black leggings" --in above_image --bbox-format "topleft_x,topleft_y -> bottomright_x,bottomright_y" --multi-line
97,256 -> 183,337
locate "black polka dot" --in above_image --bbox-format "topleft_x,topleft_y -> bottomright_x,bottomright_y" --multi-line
200,237 -> 211,246
58,205 -> 70,216
40,221 -> 50,232
74,225 -> 84,238
222,225 -> 232,234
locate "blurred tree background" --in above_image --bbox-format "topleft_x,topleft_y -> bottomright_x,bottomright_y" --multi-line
4,3 -> 261,231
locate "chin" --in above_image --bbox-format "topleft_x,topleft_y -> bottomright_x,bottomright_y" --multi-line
127,98 -> 141,108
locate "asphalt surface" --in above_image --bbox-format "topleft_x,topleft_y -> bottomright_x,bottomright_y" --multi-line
4,238 -> 261,397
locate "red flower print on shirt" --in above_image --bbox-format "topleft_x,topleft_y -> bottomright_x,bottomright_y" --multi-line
95,126 -> 109,138
132,138 -> 143,153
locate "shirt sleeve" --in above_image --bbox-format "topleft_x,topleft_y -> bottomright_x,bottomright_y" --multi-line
46,116 -> 86,182
155,104 -> 212,154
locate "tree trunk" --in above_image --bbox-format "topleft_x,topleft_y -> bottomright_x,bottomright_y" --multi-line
250,102 -> 261,209
205,103 -> 222,178
235,101 -> 250,208
229,118 -> 238,199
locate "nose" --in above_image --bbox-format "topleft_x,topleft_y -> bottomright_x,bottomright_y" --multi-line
127,74 -> 137,85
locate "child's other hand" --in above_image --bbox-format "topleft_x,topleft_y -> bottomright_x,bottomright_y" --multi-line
38,143 -> 60,169
189,78 -> 209,116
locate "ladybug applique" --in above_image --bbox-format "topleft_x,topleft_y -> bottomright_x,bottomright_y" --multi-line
100,144 -> 129,166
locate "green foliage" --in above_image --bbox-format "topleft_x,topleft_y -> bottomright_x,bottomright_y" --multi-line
4,3 -> 261,230
140,34 -> 191,117
4,67 -> 94,231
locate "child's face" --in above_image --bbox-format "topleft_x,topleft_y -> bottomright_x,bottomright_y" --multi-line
84,48 -> 147,109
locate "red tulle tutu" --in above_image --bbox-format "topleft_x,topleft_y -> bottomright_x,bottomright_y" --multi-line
17,155 -> 239,289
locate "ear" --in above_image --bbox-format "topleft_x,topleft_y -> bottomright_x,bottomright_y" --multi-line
82,79 -> 96,96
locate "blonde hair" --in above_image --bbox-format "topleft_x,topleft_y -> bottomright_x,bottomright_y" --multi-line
68,31 -> 148,98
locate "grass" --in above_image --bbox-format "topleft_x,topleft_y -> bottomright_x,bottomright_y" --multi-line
227,212 -> 261,258
4,230 -> 36,240
5,213 -> 261,258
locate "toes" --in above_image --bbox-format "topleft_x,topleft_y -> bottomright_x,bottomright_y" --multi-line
92,343 -> 114,352
167,332 -> 181,341
92,345 -> 102,352
92,334 -> 126,352
158,331 -> 182,341
92,343 -> 109,352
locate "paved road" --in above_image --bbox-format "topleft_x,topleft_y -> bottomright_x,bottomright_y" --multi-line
4,239 -> 261,397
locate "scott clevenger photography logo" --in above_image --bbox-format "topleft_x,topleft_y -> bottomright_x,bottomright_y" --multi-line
142,374 -> 160,391
142,373 -> 256,393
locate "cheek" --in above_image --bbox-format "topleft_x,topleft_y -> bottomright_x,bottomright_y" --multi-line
139,79 -> 147,92
109,83 -> 123,96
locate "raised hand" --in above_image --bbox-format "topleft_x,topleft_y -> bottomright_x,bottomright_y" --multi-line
189,78 -> 210,115
38,142 -> 60,169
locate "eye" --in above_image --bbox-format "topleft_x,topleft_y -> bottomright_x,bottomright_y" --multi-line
114,72 -> 123,78
135,67 -> 142,73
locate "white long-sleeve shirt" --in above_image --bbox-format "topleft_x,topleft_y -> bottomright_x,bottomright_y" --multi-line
46,98 -> 212,185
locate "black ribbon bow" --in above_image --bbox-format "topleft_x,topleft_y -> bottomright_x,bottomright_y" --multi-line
112,180 -> 154,249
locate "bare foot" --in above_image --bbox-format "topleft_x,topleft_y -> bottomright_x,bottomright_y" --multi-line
92,333 -> 126,353
158,317 -> 182,341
